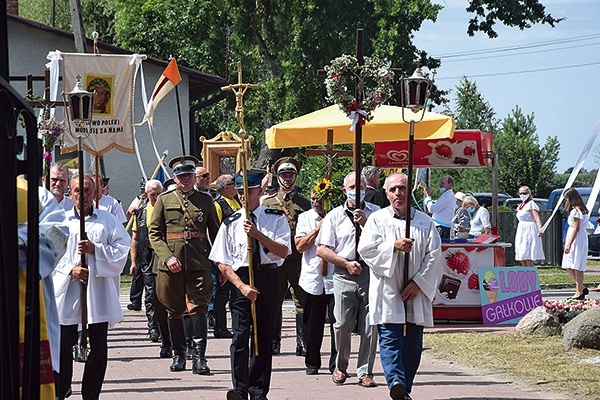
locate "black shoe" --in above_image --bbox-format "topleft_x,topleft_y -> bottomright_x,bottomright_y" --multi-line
296,344 -> 307,357
207,312 -> 216,329
390,381 -> 407,400
250,395 -> 268,400
169,355 -> 186,372
148,328 -> 160,342
192,358 -> 211,375
272,340 -> 281,355
572,293 -> 586,300
226,390 -> 244,400
159,345 -> 172,358
127,303 -> 141,311
306,368 -> 318,375
583,287 -> 589,295
214,328 -> 234,339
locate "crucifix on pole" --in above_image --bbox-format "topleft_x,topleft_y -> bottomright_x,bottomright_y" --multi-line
305,129 -> 353,180
220,61 -> 260,356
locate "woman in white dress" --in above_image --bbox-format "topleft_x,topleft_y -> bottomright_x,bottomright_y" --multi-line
514,186 -> 545,266
561,188 -> 590,300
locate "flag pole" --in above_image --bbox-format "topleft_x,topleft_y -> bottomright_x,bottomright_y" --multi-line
174,84 -> 186,155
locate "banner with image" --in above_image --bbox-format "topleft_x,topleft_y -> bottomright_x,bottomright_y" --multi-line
479,266 -> 543,325
57,52 -> 141,155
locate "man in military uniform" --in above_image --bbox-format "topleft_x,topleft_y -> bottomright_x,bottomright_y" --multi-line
209,169 -> 291,400
261,157 -> 310,355
149,156 -> 220,375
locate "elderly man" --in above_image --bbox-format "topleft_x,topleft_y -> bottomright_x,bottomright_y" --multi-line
262,156 -> 310,356
423,175 -> 455,238
212,174 -> 241,338
53,174 -> 130,400
209,169 -> 291,400
358,173 -> 442,400
48,162 -> 74,210
296,189 -> 337,376
196,165 -> 217,199
149,156 -> 219,375
316,172 -> 379,388
129,180 -> 163,340
363,165 -> 389,209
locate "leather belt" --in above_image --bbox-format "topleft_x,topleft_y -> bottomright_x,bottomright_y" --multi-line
166,231 -> 206,240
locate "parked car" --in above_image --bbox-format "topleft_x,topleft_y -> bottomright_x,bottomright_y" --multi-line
546,187 -> 600,255
466,192 -> 511,209
503,197 -> 548,211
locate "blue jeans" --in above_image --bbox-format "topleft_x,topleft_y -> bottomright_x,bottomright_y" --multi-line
378,323 -> 424,393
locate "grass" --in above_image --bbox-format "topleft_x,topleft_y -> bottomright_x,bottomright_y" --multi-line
120,273 -> 132,295
538,267 -> 599,287
424,332 -> 600,398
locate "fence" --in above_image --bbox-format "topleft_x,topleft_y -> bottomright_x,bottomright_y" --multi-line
497,210 -> 563,266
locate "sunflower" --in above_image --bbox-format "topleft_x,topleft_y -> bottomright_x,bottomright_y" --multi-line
313,178 -> 334,212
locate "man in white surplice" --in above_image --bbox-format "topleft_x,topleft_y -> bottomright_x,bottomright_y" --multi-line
358,173 -> 442,400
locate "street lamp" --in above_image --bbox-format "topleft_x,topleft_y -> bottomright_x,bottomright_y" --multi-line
62,75 -> 95,362
399,67 -> 435,317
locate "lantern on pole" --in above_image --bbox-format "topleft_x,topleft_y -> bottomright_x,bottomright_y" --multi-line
62,75 -> 95,361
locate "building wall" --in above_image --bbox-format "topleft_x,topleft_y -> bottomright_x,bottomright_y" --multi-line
8,18 -> 191,208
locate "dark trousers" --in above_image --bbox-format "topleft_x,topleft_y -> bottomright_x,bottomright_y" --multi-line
230,267 -> 279,399
273,257 -> 305,343
213,280 -> 233,331
57,322 -> 108,400
304,291 -> 336,372
129,251 -> 157,329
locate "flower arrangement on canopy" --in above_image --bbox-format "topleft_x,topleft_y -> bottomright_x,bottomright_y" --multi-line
324,54 -> 394,129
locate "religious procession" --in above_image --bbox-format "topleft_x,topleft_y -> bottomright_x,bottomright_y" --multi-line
4,2 -> 600,400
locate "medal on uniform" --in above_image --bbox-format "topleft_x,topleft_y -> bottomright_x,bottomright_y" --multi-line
197,210 -> 204,223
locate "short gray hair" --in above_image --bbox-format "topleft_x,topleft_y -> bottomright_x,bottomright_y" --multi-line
145,179 -> 163,192
215,174 -> 234,192
361,166 -> 379,181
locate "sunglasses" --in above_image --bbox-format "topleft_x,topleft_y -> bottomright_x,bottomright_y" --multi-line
198,173 -> 210,178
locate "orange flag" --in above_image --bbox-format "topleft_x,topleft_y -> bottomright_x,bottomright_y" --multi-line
139,58 -> 182,127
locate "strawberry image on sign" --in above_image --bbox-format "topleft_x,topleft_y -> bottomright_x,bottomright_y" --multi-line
446,251 -> 470,275
463,145 -> 476,156
467,272 -> 479,290
433,143 -> 452,159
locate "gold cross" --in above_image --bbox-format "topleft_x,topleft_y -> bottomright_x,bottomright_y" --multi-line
221,61 -> 259,135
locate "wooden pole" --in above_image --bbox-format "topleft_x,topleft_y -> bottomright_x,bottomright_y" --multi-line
175,85 -> 186,155
78,137 -> 89,361
354,29 -> 364,261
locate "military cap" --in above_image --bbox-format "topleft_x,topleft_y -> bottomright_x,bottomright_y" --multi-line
274,157 -> 300,174
102,177 -> 110,187
234,169 -> 266,190
169,155 -> 199,176
163,178 -> 176,190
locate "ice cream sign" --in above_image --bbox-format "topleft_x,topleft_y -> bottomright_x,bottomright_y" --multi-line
374,130 -> 493,169
479,267 -> 543,325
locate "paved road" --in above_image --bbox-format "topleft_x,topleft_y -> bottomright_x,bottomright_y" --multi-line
61,293 -> 579,400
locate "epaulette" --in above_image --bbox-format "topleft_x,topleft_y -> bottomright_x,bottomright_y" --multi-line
265,208 -> 284,215
224,211 -> 242,226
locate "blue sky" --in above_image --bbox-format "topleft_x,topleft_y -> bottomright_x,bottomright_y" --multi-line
413,0 -> 600,174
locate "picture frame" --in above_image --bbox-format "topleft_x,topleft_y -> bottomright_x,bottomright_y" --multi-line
201,141 -> 242,177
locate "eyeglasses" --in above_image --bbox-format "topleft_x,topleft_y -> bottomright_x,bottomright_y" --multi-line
198,173 -> 210,179
519,192 -> 528,195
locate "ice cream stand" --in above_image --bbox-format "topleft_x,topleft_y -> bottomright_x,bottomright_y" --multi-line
375,129 -> 510,321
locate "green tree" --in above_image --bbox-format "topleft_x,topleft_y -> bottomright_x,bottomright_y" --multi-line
495,106 -> 559,198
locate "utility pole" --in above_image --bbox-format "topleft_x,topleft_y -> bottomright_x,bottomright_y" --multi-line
69,0 -> 87,53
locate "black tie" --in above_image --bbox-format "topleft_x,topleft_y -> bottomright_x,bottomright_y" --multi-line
250,212 -> 261,268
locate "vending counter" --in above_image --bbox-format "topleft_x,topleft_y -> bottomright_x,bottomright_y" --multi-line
433,241 -> 512,321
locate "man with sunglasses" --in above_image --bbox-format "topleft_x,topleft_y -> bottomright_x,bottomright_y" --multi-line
196,166 -> 218,199
150,156 -> 220,375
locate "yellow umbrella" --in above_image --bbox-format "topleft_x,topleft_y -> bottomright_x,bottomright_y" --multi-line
266,105 -> 455,148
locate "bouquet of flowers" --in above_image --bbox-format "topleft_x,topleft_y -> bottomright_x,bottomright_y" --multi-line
38,117 -> 64,178
313,177 -> 334,212
543,298 -> 600,324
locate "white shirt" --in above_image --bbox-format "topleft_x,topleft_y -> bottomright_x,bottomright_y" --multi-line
53,208 -> 130,328
18,187 -> 69,372
209,205 -> 291,270
469,206 -> 491,236
424,189 -> 455,227
316,201 -> 380,262
296,209 -> 333,296
98,194 -> 127,223
357,207 -> 442,327
59,195 -> 74,211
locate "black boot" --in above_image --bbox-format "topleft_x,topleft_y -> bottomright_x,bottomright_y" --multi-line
191,314 -> 210,375
168,317 -> 186,372
184,315 -> 194,360
295,313 -> 307,357
157,315 -> 172,358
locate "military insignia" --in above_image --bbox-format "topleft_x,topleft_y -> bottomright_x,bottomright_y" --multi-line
265,208 -> 284,215
224,212 -> 242,226
198,210 -> 204,223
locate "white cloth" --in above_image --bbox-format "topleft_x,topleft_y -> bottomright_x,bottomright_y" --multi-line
562,208 -> 589,271
98,194 -> 127,223
296,209 -> 333,296
18,187 -> 69,372
357,207 -> 442,328
514,201 -> 545,261
424,189 -> 455,227
316,202 -> 380,262
469,206 -> 491,236
59,195 -> 74,211
209,206 -> 291,270
53,208 -> 130,328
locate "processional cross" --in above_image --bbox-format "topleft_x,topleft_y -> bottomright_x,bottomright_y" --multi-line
220,61 -> 261,355
305,129 -> 353,180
